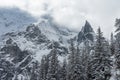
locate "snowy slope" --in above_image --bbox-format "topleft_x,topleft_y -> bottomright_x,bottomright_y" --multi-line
0,14 -> 77,62
36,14 -> 77,42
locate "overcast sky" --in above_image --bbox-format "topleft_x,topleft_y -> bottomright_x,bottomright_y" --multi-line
0,0 -> 120,38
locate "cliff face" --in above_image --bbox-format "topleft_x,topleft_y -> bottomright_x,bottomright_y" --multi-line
77,21 -> 95,43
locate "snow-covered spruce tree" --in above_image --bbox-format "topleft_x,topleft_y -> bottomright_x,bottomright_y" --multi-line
114,18 -> 120,79
109,32 -> 117,80
115,19 -> 120,60
89,28 -> 112,80
80,40 -> 91,80
40,55 -> 46,80
67,40 -> 76,80
40,55 -> 49,80
46,48 -> 60,80
115,18 -> 120,32
110,33 -> 115,55
67,40 -> 81,80
59,59 -> 67,80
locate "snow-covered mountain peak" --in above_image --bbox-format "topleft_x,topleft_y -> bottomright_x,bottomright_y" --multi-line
77,20 -> 95,43
81,20 -> 94,33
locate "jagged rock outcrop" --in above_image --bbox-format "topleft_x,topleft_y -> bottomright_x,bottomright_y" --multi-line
77,20 -> 95,43
25,24 -> 49,44
0,38 -> 33,80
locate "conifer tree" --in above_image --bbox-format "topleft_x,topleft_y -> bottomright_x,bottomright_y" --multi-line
47,48 -> 60,80
67,40 -> 81,80
114,18 -> 120,79
110,33 -> 115,55
67,40 -> 76,80
59,59 -> 67,80
40,55 -> 48,80
80,40 -> 91,80
89,28 -> 111,80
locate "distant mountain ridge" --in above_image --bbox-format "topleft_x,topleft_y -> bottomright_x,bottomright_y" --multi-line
0,13 -> 95,59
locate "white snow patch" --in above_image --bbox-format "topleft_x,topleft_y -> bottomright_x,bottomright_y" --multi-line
35,49 -> 51,62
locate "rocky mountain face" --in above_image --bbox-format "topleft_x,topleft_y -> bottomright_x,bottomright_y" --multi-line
77,21 -> 95,43
0,11 -> 95,79
0,14 -> 95,61
0,14 -> 78,60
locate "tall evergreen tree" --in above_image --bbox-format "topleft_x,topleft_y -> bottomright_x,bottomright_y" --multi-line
80,40 -> 91,80
110,33 -> 115,55
40,55 -> 50,80
59,59 -> 67,80
115,18 -> 120,32
40,55 -> 47,80
115,18 -> 120,65
67,40 -> 76,80
109,32 -> 118,80
89,28 -> 111,80
67,40 -> 81,80
114,18 -> 120,80
47,48 -> 60,80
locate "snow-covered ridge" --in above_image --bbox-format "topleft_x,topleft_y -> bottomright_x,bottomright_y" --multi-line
0,10 -> 95,63
0,14 -> 78,61
34,14 -> 77,42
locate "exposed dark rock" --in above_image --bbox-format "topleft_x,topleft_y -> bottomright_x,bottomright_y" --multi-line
25,24 -> 49,44
77,20 -> 95,43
